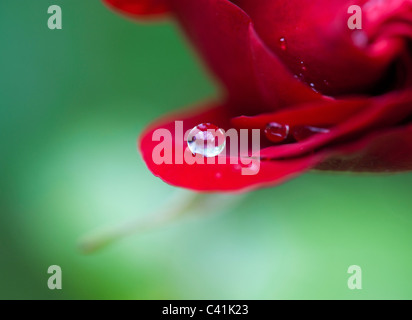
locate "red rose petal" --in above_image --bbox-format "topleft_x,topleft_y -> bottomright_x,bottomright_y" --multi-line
247,24 -> 322,109
169,0 -> 328,112
232,0 -> 412,96
169,0 -> 262,112
255,92 -> 412,160
139,102 -> 322,192
232,98 -> 371,130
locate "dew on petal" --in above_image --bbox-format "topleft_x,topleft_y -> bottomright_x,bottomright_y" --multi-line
292,125 -> 331,141
264,122 -> 290,143
309,83 -> 319,93
294,73 -> 305,81
352,30 -> 368,48
187,123 -> 226,157
279,37 -> 287,51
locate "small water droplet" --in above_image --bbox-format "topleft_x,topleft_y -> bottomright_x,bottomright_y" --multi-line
300,61 -> 307,72
264,122 -> 290,143
309,83 -> 319,93
352,30 -> 368,48
292,125 -> 330,141
294,73 -> 305,81
187,123 -> 226,157
279,37 -> 287,51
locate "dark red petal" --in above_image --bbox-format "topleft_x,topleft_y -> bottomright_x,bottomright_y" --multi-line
170,0 -> 327,112
233,91 -> 412,160
169,0 -> 261,112
103,0 -> 170,18
317,123 -> 412,172
232,0 -> 412,96
139,102 -> 322,192
232,98 -> 370,129
248,24 -> 322,108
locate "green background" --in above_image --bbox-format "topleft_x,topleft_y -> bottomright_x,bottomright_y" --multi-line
1,0 -> 411,300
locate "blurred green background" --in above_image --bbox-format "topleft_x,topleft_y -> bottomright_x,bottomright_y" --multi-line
1,0 -> 412,300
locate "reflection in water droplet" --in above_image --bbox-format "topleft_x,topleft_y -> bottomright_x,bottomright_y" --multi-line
279,37 -> 287,51
187,123 -> 226,157
292,125 -> 330,141
264,122 -> 290,143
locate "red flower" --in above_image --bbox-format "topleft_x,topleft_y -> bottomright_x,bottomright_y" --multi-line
104,0 -> 412,192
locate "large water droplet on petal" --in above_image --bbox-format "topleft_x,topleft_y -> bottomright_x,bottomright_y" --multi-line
187,123 -> 226,157
292,125 -> 330,141
264,122 -> 290,143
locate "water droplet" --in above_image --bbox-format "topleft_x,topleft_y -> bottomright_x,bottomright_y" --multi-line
300,61 -> 307,72
279,37 -> 287,51
264,122 -> 290,143
187,123 -> 226,157
292,125 -> 330,141
294,73 -> 305,81
309,83 -> 319,93
352,30 -> 368,48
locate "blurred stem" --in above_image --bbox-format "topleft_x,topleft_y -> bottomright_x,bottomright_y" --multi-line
79,191 -> 242,254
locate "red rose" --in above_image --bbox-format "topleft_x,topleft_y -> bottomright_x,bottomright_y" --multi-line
104,0 -> 412,192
